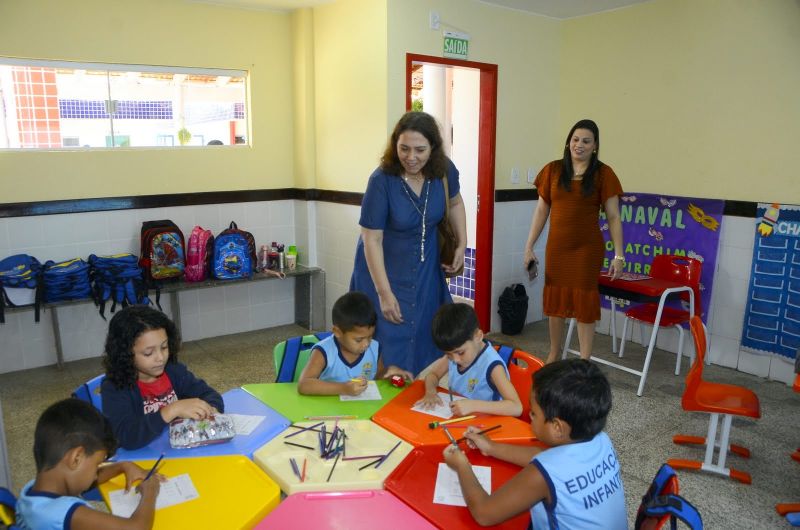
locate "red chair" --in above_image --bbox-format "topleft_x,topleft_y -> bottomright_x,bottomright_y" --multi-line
492,344 -> 544,421
508,349 -> 544,421
618,255 -> 703,377
667,316 -> 761,484
775,372 -> 800,524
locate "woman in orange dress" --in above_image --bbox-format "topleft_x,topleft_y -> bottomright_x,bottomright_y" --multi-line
524,119 -> 625,363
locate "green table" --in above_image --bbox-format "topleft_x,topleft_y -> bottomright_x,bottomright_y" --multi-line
242,380 -> 405,422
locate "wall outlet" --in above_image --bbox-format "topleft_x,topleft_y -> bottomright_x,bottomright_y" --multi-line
511,167 -> 520,184
429,11 -> 440,30
527,168 -> 536,183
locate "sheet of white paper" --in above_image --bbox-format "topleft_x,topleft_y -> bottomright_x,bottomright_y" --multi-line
227,413 -> 266,435
410,392 -> 466,419
107,473 -> 199,517
433,463 -> 491,507
339,380 -> 382,401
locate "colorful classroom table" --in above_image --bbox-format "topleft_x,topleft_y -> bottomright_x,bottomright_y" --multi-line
99,455 -> 280,529
113,388 -> 290,461
372,380 -> 536,447
253,419 -> 413,495
242,380 -> 405,422
253,490 -> 438,530
385,444 -> 536,529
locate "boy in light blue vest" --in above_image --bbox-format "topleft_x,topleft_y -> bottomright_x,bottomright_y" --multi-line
298,291 -> 412,395
444,359 -> 627,529
416,303 -> 522,417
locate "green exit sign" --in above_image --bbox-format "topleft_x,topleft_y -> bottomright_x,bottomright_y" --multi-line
443,31 -> 469,60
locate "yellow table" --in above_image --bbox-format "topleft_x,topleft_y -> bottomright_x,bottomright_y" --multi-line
99,455 -> 280,529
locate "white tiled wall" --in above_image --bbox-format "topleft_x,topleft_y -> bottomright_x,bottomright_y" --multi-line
0,200 -> 298,374
491,201 -> 795,386
1,198 -> 795,385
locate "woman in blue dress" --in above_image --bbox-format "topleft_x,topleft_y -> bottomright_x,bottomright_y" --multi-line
350,112 -> 467,375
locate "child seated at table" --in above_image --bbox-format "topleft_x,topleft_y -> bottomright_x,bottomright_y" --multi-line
101,305 -> 224,450
16,398 -> 162,530
443,359 -> 627,529
415,303 -> 522,417
298,291 -> 412,396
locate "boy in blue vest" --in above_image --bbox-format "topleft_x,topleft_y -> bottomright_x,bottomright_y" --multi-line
416,303 -> 522,417
16,398 -> 162,530
444,358 -> 627,529
298,291 -> 412,395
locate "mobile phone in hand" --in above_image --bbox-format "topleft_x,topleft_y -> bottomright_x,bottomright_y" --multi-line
527,260 -> 538,280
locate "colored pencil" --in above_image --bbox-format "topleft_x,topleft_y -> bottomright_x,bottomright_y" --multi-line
284,421 -> 324,438
301,457 -> 307,482
305,415 -> 358,420
454,424 -> 502,444
143,453 -> 164,482
342,454 -> 386,461
448,386 -> 453,403
358,456 -> 384,471
375,441 -> 401,469
326,452 -> 340,482
428,415 -> 477,429
442,426 -> 457,446
289,457 -> 302,480
283,441 -> 315,450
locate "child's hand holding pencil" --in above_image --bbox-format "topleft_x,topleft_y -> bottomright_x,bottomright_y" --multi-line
344,377 -> 368,396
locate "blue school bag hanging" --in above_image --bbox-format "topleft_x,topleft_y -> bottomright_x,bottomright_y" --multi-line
0,254 -> 43,324
213,221 -> 257,280
42,258 -> 92,303
89,253 -> 150,319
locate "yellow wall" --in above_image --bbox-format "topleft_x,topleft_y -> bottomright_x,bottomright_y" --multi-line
0,0 -> 294,202
292,8 -> 317,190
561,0 -> 800,202
387,0 -> 561,191
311,0 -> 389,193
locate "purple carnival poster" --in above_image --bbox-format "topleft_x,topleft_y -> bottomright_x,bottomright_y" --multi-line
598,192 -> 725,322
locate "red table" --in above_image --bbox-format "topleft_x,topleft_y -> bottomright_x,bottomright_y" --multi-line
562,273 -> 695,396
385,444 -> 542,529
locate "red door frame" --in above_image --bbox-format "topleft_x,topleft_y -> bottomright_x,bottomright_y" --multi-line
405,53 -> 498,332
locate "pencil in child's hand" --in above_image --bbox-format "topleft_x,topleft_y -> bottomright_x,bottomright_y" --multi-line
454,424 -> 502,444
442,426 -> 457,446
143,453 -> 164,483
448,386 -> 453,403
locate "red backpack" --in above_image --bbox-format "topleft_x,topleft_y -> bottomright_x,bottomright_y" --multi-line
185,226 -> 214,282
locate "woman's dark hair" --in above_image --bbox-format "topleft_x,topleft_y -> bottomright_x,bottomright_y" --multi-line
103,305 -> 180,389
431,303 -> 480,351
34,398 -> 117,472
380,111 -> 448,180
532,358 -> 612,441
333,291 -> 377,332
559,119 -> 603,196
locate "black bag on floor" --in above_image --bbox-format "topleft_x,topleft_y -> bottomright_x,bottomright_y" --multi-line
498,283 -> 528,335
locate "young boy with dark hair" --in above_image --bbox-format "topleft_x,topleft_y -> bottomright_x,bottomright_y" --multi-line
298,291 -> 412,395
416,303 -> 522,417
443,359 -> 627,529
16,398 -> 161,530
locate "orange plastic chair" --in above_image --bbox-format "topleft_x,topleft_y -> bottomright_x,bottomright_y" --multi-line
492,344 -> 544,421
775,372 -> 800,523
667,316 -> 761,484
618,255 -> 703,377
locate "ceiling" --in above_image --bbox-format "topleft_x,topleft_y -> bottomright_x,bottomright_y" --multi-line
188,0 -> 650,19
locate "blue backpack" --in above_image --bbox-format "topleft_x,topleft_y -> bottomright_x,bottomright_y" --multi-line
89,254 -> 150,319
213,222 -> 256,280
0,254 -> 43,323
635,464 -> 703,530
42,258 -> 92,303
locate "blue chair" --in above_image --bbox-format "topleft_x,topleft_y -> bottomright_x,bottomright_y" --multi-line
71,374 -> 105,412
635,464 -> 702,530
0,486 -> 20,529
273,332 -> 332,383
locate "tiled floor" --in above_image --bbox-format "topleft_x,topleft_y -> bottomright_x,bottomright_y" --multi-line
1,320 -> 798,528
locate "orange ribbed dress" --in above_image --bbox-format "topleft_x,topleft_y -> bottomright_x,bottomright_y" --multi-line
534,160 -> 622,323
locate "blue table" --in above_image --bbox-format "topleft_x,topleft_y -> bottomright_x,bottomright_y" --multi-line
114,388 -> 290,461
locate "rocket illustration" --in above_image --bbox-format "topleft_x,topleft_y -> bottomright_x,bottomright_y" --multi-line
758,203 -> 780,237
